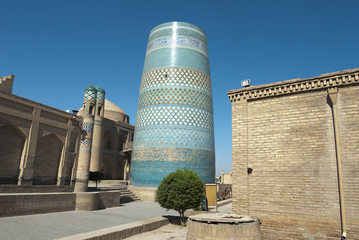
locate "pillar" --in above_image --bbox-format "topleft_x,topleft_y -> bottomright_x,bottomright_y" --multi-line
90,86 -> 105,172
74,85 -> 97,192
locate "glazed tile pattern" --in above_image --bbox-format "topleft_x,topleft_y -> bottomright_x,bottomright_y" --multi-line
96,91 -> 105,100
80,140 -> 92,151
84,89 -> 97,100
136,106 -> 213,130
131,22 -> 215,187
82,122 -> 93,133
133,126 -> 214,150
140,68 -> 212,92
131,147 -> 215,187
138,87 -> 212,110
147,37 -> 208,56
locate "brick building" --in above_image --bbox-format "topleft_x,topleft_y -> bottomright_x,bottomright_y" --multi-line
0,75 -> 81,190
228,68 -> 359,239
0,75 -> 134,192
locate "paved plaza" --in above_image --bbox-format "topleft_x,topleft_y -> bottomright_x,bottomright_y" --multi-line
0,201 -> 177,240
0,200 -> 232,240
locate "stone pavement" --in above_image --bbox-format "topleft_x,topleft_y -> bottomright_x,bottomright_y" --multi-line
0,201 -> 177,240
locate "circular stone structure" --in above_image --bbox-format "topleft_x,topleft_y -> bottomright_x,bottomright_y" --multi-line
130,22 -> 215,187
187,213 -> 262,240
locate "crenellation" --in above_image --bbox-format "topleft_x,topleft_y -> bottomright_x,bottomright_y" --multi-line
228,68 -> 359,102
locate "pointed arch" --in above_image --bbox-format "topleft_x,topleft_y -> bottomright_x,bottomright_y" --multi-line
33,134 -> 63,185
0,124 -> 26,184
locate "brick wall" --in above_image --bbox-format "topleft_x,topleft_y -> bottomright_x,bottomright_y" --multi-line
228,69 -> 359,239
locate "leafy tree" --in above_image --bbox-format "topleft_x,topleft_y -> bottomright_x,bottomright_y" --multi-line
89,171 -> 104,188
156,169 -> 204,225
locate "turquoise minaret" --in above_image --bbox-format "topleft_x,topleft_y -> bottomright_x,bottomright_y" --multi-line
131,22 -> 215,187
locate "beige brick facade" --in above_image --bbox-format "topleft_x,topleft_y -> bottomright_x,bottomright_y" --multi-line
228,68 -> 359,239
0,83 -> 81,189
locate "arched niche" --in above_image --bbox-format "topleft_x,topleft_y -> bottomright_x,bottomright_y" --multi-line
33,134 -> 63,185
0,125 -> 26,184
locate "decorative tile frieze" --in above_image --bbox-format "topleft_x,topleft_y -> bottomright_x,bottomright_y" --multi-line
96,91 -> 105,100
228,69 -> 359,102
80,140 -> 92,151
84,90 -> 97,100
147,36 -> 208,56
82,122 -> 93,133
136,106 -> 213,130
133,125 -> 214,150
140,67 -> 212,93
138,87 -> 212,110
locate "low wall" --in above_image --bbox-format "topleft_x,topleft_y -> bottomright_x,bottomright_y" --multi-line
76,191 -> 120,211
128,186 -> 157,202
0,192 -> 76,217
0,190 -> 121,217
0,185 -> 74,193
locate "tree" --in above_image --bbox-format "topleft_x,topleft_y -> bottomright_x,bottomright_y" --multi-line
89,171 -> 104,188
156,169 -> 204,225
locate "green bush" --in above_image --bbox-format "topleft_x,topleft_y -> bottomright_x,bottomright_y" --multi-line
89,171 -> 104,188
156,169 -> 204,225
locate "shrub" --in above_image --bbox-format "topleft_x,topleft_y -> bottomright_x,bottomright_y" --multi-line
156,169 -> 204,225
89,171 -> 104,188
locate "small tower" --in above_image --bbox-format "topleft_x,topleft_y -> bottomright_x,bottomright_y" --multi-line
74,85 -> 97,192
0,74 -> 15,93
90,86 -> 105,172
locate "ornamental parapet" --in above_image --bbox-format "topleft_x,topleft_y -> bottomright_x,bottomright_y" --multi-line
227,68 -> 359,102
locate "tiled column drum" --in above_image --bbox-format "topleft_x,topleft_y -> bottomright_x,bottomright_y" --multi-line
131,22 -> 215,187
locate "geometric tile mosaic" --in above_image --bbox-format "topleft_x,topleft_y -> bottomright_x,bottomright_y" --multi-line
130,148 -> 215,187
80,140 -> 92,151
136,106 -> 213,130
84,90 -> 97,100
96,91 -> 105,100
146,36 -> 208,57
140,67 -> 212,93
138,86 -> 212,110
133,125 -> 214,151
82,122 -> 93,133
131,22 -> 215,187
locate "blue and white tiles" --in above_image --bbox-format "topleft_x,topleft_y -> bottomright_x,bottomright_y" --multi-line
131,22 -> 215,187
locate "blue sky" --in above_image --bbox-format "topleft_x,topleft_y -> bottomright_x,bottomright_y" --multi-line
1,0 -> 358,176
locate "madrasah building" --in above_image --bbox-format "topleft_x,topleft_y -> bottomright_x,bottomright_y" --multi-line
0,74 -> 134,191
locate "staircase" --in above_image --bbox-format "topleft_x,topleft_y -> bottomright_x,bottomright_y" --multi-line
88,181 -> 141,204
119,188 -> 141,204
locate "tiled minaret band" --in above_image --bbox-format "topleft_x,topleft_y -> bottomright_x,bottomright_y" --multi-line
131,22 -> 215,187
74,85 -> 97,192
90,86 -> 105,172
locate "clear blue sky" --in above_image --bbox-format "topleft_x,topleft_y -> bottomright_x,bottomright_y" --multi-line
1,0 -> 358,176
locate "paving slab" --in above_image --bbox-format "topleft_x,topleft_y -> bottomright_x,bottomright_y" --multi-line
0,201 -> 177,240
125,224 -> 187,240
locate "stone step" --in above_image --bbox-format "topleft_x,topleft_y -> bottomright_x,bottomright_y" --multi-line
119,188 -> 141,204
87,184 -> 141,204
